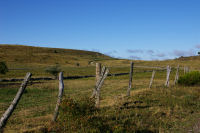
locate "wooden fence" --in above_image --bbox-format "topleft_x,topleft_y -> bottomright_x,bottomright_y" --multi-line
0,62 -> 190,130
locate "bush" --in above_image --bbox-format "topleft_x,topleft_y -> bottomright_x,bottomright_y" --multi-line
60,97 -> 96,118
0,62 -> 8,74
45,65 -> 61,79
76,63 -> 80,67
49,97 -> 111,132
178,71 -> 200,86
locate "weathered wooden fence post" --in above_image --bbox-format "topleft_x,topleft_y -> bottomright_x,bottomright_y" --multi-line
149,70 -> 156,89
95,67 -> 109,108
184,66 -> 189,74
174,65 -> 179,85
52,72 -> 64,122
0,72 -> 32,130
96,63 -> 102,84
165,65 -> 171,87
184,66 -> 186,74
91,63 -> 102,98
127,62 -> 134,96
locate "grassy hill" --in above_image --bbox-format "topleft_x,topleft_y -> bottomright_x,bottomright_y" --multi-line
1,44 -> 200,79
0,44 -> 113,67
0,44 -> 115,78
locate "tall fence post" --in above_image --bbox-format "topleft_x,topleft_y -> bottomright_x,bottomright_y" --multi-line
52,72 -> 64,122
127,62 -> 134,96
184,66 -> 186,74
174,65 -> 179,85
95,67 -> 109,108
149,70 -> 156,89
0,72 -> 32,130
184,66 -> 189,74
165,65 -> 171,87
96,63 -> 102,84
91,63 -> 102,98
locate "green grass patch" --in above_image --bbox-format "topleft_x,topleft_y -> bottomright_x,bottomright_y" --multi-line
178,71 -> 200,86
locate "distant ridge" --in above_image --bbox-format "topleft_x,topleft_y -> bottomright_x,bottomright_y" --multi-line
0,44 -> 113,66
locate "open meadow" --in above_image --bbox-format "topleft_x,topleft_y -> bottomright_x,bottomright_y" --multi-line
0,45 -> 200,132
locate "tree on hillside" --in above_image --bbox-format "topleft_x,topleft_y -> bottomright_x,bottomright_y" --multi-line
0,62 -> 8,74
45,65 -> 61,79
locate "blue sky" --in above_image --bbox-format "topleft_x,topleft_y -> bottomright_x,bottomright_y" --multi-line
0,0 -> 200,60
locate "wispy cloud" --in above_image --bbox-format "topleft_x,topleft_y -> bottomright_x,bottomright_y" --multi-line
127,49 -> 143,53
91,49 -> 100,52
126,48 -> 197,60
129,56 -> 141,60
155,53 -> 166,57
172,49 -> 196,57
146,50 -> 154,55
104,50 -> 118,57
195,44 -> 200,49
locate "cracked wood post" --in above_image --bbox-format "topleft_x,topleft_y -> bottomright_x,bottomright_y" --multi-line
95,67 -> 109,108
96,63 -> 102,85
149,70 -> 156,89
127,62 -> 134,96
165,65 -> 171,87
0,72 -> 32,130
174,65 -> 179,85
91,63 -> 101,98
184,66 -> 187,74
94,66 -> 106,98
52,72 -> 64,122
91,66 -> 105,99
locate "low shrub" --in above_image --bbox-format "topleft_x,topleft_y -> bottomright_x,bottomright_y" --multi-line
0,62 -> 8,74
76,63 -> 80,67
178,71 -> 200,86
50,97 -> 111,132
60,97 -> 96,118
45,65 -> 61,79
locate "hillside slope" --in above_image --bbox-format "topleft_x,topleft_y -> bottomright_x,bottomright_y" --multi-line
1,44 -> 200,69
0,44 -> 113,67
1,44 -> 200,78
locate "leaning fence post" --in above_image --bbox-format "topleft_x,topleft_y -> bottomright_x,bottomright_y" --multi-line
95,68 -> 109,108
149,70 -> 156,89
95,66 -> 106,97
52,72 -> 64,122
0,72 -> 32,130
91,63 -> 102,98
165,65 -> 171,87
174,65 -> 179,85
127,62 -> 134,96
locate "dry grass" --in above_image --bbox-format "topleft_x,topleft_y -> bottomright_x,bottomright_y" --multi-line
0,45 -> 200,132
1,68 -> 200,132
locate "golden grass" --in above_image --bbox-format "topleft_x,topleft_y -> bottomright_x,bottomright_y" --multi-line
1,72 -> 200,132
1,45 -> 200,132
0,44 -> 112,67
